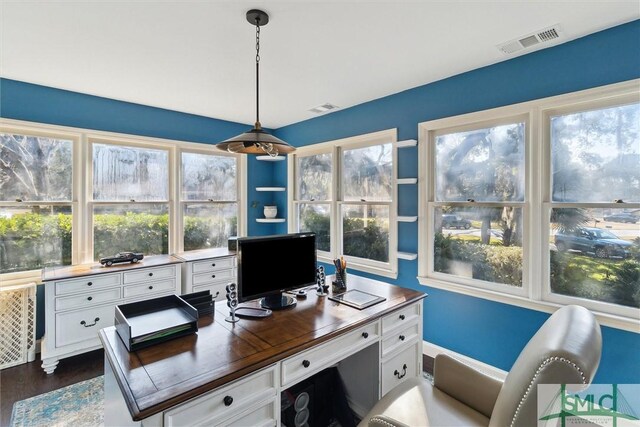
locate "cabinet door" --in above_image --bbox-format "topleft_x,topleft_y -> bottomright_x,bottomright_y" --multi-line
55,304 -> 116,348
380,341 -> 420,397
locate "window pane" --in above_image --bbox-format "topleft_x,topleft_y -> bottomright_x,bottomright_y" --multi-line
342,204 -> 389,262
551,103 -> 640,202
183,203 -> 237,251
0,133 -> 72,201
93,143 -> 168,201
433,206 -> 523,287
298,204 -> 330,252
297,153 -> 332,201
343,144 -> 392,202
0,205 -> 72,273
550,208 -> 639,308
182,152 -> 236,201
435,123 -> 525,202
93,204 -> 168,259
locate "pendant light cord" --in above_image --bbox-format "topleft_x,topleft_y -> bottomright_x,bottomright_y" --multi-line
255,22 -> 261,128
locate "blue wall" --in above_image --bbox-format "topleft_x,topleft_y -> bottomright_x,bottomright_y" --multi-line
1,20 -> 638,383
273,20 -> 640,384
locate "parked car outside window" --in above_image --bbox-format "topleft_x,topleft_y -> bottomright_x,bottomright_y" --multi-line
441,214 -> 472,229
554,227 -> 632,259
603,213 -> 638,224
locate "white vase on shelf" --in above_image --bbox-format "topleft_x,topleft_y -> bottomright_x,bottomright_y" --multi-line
264,205 -> 277,219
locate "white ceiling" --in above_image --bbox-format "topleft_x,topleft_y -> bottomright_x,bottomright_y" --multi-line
1,1 -> 638,128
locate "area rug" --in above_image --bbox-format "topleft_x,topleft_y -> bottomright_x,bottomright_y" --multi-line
10,376 -> 104,427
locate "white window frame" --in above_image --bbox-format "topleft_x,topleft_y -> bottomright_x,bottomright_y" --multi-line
0,118 -> 246,285
418,79 -> 640,331
288,129 -> 398,278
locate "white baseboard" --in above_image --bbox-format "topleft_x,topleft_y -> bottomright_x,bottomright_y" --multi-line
422,341 -> 508,380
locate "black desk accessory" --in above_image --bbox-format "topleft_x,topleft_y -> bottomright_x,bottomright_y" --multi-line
328,289 -> 386,310
181,290 -> 214,317
332,257 -> 347,293
235,306 -> 272,318
316,266 -> 328,296
225,283 -> 240,323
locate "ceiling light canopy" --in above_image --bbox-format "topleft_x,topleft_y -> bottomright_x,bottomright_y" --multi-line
216,9 -> 295,157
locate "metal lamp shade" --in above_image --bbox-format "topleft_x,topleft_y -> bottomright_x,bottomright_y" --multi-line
217,127 -> 296,155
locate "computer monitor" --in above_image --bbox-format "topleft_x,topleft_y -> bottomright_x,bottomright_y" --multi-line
237,233 -> 317,310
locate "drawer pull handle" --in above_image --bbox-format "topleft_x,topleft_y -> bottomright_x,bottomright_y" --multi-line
223,396 -> 233,406
148,272 -> 154,277
87,296 -> 93,301
212,263 -> 216,267
399,314 -> 405,320
212,274 -> 216,278
399,335 -> 405,341
394,364 -> 408,379
80,317 -> 100,327
302,359 -> 311,368
214,291 -> 220,298
149,286 -> 154,290
362,332 -> 369,339
87,282 -> 93,286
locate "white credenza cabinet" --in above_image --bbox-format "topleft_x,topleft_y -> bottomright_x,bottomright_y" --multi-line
175,248 -> 237,304
41,256 -> 182,374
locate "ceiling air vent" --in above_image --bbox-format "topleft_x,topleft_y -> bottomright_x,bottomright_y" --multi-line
309,103 -> 340,114
497,24 -> 563,55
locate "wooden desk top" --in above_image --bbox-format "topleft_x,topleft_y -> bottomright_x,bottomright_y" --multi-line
42,255 -> 182,282
99,275 -> 426,420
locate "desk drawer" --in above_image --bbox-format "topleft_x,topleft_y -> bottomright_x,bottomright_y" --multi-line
381,341 -> 420,397
55,287 -> 121,312
192,269 -> 235,286
381,303 -> 421,334
281,321 -> 379,388
55,304 -> 115,348
164,365 -> 277,427
381,321 -> 420,358
217,397 -> 277,427
123,265 -> 177,284
55,274 -> 121,296
193,282 -> 227,302
192,257 -> 235,274
123,279 -> 176,299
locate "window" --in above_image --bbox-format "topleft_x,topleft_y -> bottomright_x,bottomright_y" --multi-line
289,130 -> 397,278
428,119 -> 527,294
91,141 -> 170,259
419,80 -> 639,327
0,131 -> 74,274
1,119 -> 245,285
545,101 -> 640,314
181,151 -> 238,251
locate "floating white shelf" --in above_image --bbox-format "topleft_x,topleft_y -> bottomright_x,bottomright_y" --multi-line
398,216 -> 418,222
256,187 -> 286,192
256,156 -> 286,162
397,252 -> 417,260
256,218 -> 286,223
397,178 -> 418,185
396,139 -> 417,148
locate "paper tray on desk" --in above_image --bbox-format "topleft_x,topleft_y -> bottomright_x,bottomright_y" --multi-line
115,295 -> 198,352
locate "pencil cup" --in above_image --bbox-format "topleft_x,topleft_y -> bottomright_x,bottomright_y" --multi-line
332,270 -> 347,293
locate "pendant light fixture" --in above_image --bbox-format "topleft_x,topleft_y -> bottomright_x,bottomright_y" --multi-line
216,9 -> 295,157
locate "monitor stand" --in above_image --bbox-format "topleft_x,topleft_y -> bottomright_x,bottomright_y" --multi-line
261,293 -> 297,310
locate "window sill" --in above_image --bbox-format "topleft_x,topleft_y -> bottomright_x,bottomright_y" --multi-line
417,276 -> 640,333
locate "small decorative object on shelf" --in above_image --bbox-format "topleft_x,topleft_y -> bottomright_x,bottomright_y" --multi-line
264,205 -> 277,219
100,251 -> 144,267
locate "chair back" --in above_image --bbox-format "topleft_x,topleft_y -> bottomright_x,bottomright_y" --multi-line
489,305 -> 602,427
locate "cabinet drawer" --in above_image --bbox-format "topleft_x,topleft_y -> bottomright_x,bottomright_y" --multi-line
381,321 -> 420,358
192,257 -> 235,274
193,282 -> 227,302
55,287 -> 121,312
381,341 -> 420,397
123,279 -> 176,299
281,321 -> 379,388
55,304 -> 115,348
217,397 -> 277,427
123,265 -> 177,284
192,269 -> 235,286
164,365 -> 277,427
381,302 -> 421,334
55,273 -> 121,296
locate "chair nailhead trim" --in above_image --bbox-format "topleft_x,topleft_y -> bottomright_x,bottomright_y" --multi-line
369,417 -> 398,427
509,356 -> 586,427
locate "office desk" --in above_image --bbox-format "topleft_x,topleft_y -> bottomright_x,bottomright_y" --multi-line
100,275 -> 426,426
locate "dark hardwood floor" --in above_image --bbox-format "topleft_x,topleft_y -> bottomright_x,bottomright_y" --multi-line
0,349 -> 104,427
0,351 -> 433,426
